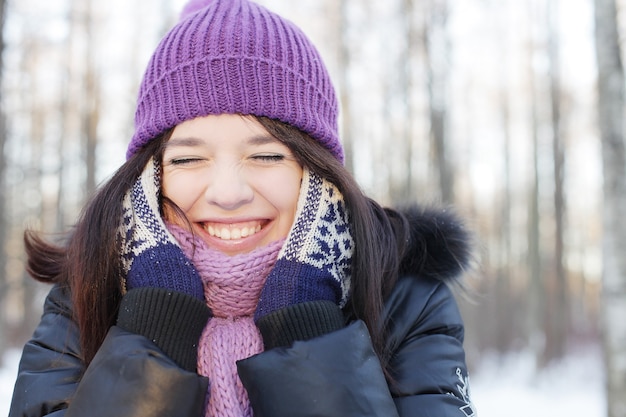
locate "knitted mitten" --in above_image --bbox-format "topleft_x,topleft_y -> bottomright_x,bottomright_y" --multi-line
119,157 -> 204,299
254,168 -> 354,348
116,157 -> 209,372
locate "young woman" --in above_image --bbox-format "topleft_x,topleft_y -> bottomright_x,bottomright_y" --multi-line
9,1 -> 477,416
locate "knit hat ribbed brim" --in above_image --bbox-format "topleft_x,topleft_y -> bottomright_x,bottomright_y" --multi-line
126,0 -> 343,163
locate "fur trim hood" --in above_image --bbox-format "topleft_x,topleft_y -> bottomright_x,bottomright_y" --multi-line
398,205 -> 474,282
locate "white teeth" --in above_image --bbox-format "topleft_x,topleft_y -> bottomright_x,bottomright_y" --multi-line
205,224 -> 261,240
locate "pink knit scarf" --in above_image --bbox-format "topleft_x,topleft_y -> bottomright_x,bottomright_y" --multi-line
168,224 -> 284,417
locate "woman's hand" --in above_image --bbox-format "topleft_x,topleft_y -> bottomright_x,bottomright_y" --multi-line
254,169 -> 353,348
116,158 -> 210,372
255,169 -> 353,318
121,157 -> 204,300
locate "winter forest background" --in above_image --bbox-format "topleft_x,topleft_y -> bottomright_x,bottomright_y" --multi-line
0,0 -> 625,415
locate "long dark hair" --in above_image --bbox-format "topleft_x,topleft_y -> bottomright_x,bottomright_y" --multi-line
24,135 -> 166,365
24,117 -> 408,373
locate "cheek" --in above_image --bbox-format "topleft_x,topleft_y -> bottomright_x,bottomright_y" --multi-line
256,169 -> 302,220
162,172 -> 204,212
254,169 -> 302,216
278,178 -> 301,217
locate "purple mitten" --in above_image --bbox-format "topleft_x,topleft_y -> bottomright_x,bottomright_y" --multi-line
119,157 -> 204,300
254,168 -> 353,322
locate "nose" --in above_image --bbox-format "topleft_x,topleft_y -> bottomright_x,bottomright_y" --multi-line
204,162 -> 254,210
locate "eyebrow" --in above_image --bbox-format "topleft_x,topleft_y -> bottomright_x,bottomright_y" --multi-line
165,134 -> 279,148
246,134 -> 279,146
164,137 -> 206,148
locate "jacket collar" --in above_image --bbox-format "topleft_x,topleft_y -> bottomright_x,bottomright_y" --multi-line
398,205 -> 474,282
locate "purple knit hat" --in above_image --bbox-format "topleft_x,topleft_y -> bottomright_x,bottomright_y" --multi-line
126,0 -> 343,163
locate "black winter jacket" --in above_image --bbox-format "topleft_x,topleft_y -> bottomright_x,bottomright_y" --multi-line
9,207 -> 476,417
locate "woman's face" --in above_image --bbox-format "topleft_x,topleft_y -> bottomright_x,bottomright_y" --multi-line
162,114 -> 303,255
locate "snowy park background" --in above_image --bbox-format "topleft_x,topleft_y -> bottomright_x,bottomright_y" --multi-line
0,0 -> 619,414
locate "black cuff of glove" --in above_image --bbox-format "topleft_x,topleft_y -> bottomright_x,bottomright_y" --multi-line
256,300 -> 345,350
117,287 -> 211,372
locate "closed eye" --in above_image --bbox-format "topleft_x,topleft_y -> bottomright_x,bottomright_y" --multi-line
167,157 -> 205,166
251,154 -> 285,162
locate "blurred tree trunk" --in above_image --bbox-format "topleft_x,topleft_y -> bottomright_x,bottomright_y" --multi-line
594,0 -> 626,415
526,2 -> 544,368
0,0 -> 8,361
528,86 -> 544,366
400,0 -> 416,202
423,0 -> 452,203
594,0 -> 626,417
493,101 -> 513,353
55,2 -> 76,231
336,0 -> 353,174
386,0 -> 419,204
81,0 -> 99,196
543,0 -> 568,365
18,37 -> 45,344
494,0 -> 514,353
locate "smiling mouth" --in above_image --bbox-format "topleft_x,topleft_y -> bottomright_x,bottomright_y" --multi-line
203,222 -> 263,240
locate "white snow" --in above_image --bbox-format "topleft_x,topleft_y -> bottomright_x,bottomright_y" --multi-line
470,346 -> 606,417
0,345 -> 605,416
1,349 -> 21,415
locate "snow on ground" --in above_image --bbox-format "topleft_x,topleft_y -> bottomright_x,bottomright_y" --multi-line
1,349 -> 21,415
470,346 -> 606,417
0,345 -> 605,416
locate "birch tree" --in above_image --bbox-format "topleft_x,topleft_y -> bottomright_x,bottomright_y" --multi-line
526,0 -> 545,368
397,0 -> 417,202
545,0 -> 568,365
423,0 -> 452,203
593,0 -> 626,415
336,0 -> 353,174
80,0 -> 99,197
